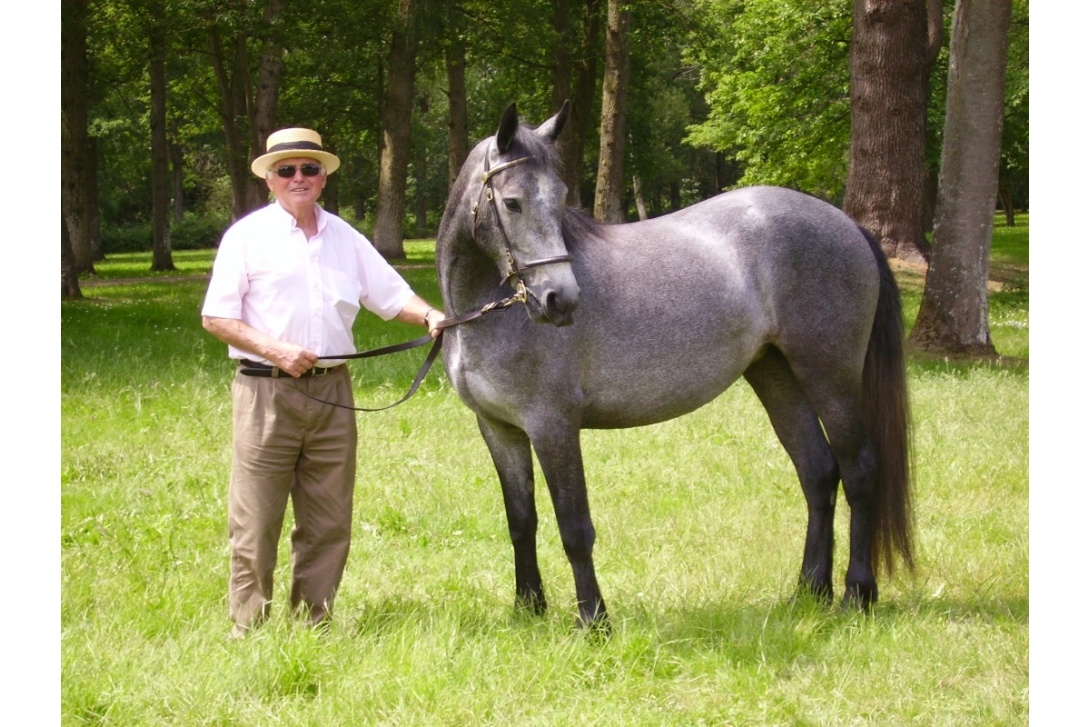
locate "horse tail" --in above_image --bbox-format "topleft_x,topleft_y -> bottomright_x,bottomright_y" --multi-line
859,226 -> 915,576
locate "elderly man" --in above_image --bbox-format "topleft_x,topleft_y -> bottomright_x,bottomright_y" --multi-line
202,128 -> 443,638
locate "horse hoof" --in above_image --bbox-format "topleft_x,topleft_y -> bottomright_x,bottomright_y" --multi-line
841,583 -> 878,612
514,593 -> 548,617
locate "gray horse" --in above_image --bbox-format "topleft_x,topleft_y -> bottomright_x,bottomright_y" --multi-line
436,102 -> 913,629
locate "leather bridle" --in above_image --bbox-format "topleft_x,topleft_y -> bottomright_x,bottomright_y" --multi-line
471,142 -> 574,304
238,142 -> 575,412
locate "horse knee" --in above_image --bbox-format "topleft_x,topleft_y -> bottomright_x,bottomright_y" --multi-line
559,521 -> 596,562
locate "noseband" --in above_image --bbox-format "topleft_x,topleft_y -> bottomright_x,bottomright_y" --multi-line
471,142 -> 574,301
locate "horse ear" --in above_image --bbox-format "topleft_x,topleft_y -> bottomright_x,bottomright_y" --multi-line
535,100 -> 571,142
496,103 -> 519,153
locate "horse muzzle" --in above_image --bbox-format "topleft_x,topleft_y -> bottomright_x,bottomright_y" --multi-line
525,280 -> 580,326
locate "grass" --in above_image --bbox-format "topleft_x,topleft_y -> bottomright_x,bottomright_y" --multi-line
61,223 -> 1028,725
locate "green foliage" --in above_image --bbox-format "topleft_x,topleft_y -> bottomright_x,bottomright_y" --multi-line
101,213 -> 230,254
685,0 -> 852,201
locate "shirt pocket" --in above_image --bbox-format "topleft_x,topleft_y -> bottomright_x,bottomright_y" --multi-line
323,267 -> 362,322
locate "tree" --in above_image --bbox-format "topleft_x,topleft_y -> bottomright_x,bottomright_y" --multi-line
62,0 -> 98,276
842,0 -> 942,263
147,0 -> 176,271
593,0 -> 631,222
556,0 -> 602,208
62,219 -> 83,300
444,0 -> 469,194
686,0 -> 853,202
206,0 -> 284,220
907,0 -> 1012,356
373,0 -> 421,259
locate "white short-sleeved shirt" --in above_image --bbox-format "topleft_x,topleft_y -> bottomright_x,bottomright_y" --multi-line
202,202 -> 414,367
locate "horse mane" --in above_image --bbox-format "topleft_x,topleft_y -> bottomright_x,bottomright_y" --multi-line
561,206 -> 608,251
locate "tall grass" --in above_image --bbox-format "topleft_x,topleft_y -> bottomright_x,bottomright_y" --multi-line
61,230 -> 1028,725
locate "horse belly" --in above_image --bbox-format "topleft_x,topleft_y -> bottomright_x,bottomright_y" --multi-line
578,327 -> 759,429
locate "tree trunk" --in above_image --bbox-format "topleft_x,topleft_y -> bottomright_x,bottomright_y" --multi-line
633,175 -> 648,220
87,134 -> 103,261
593,0 -> 630,223
251,0 -> 285,179
209,19 -> 276,220
560,0 -> 602,208
908,0 -> 1011,357
61,218 -> 83,300
170,138 -> 185,222
842,0 -> 940,263
373,0 -> 418,259
61,0 -> 96,274
444,16 -> 469,194
149,6 -> 175,272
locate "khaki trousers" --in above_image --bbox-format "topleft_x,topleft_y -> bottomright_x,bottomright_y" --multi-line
228,365 -> 357,628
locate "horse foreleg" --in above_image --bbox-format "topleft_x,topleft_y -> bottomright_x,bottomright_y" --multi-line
745,351 -> 839,602
530,424 -> 608,630
477,416 -> 547,615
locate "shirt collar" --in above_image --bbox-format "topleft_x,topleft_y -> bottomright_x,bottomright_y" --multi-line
271,200 -> 327,234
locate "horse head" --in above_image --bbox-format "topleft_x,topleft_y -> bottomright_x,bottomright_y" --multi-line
467,102 -> 580,327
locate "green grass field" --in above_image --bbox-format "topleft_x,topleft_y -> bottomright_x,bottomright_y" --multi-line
61,225 -> 1028,725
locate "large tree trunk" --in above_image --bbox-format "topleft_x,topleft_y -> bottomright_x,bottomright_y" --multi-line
842,0 -> 942,264
61,218 -> 83,300
251,0 -> 285,180
444,1 -> 468,194
373,0 -> 418,259
61,0 -> 96,274
908,0 -> 1012,357
149,5 -> 176,272
593,0 -> 630,223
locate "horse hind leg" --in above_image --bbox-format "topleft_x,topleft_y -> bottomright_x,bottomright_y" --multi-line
476,416 -> 547,615
744,349 -> 840,603
791,369 -> 882,609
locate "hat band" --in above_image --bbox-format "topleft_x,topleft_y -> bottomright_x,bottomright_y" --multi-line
267,140 -> 325,154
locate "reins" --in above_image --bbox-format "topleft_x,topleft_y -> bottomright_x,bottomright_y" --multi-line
237,141 -> 571,413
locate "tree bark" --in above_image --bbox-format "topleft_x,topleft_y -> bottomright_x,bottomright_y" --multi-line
842,0 -> 940,263
61,0 -> 96,274
593,0 -> 630,223
908,0 -> 1012,357
61,218 -> 83,300
251,0 -> 285,180
149,3 -> 176,272
373,0 -> 418,259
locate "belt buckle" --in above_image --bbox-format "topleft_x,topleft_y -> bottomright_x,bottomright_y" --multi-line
313,366 -> 329,377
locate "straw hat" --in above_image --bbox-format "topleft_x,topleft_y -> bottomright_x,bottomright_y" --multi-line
250,128 -> 341,177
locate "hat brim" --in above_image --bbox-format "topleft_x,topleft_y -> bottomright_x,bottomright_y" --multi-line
251,149 -> 341,178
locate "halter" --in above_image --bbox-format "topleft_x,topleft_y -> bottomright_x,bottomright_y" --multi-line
471,142 -> 574,302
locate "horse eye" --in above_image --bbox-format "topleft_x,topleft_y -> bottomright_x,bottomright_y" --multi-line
503,199 -> 521,213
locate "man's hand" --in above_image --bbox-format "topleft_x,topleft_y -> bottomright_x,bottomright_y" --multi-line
266,342 -> 319,378
202,316 -> 319,377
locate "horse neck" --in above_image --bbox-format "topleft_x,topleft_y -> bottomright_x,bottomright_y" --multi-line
435,183 -> 502,315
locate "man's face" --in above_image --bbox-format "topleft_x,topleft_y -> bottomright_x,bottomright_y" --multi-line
265,156 -> 327,210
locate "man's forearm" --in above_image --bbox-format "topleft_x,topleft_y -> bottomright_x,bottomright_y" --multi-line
201,316 -> 318,375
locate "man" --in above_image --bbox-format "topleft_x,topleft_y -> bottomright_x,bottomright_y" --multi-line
201,128 -> 444,638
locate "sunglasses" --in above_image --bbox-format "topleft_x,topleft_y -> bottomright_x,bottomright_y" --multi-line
274,163 -> 323,178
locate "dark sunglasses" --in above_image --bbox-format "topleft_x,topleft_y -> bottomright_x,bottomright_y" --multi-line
275,163 -> 323,178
